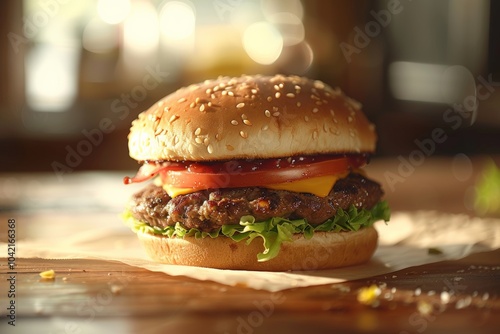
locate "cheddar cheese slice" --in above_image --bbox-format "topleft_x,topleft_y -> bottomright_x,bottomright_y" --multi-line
159,172 -> 349,198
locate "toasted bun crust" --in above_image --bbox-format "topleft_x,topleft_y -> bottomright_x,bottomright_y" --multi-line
128,74 -> 376,161
135,227 -> 378,271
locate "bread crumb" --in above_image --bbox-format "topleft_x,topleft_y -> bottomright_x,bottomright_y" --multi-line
357,285 -> 381,306
110,285 -> 123,295
39,269 -> 56,279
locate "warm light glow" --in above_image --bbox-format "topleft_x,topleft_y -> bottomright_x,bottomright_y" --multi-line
243,22 -> 283,65
123,0 -> 159,67
267,12 -> 304,46
82,18 -> 118,53
26,45 -> 78,112
97,0 -> 131,25
159,1 -> 196,41
261,0 -> 304,21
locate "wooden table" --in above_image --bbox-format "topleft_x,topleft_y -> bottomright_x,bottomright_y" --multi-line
1,157 -> 499,334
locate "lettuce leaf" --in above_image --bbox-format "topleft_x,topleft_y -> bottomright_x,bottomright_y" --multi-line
123,201 -> 390,262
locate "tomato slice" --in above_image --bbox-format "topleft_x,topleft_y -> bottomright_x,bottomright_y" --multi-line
158,155 -> 367,190
123,161 -> 185,184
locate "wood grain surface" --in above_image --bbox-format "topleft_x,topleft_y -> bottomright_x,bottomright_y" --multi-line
1,157 -> 499,334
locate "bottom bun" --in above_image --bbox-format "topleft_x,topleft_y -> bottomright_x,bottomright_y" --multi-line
135,227 -> 378,271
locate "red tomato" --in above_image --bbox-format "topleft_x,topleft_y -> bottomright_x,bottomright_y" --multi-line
158,155 -> 367,190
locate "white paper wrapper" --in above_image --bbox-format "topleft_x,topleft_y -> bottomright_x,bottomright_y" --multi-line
5,210 -> 500,291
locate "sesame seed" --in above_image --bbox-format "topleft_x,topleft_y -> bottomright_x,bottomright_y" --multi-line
312,108 -> 319,113
267,96 -> 272,102
243,119 -> 252,126
251,89 -> 258,94
313,130 -> 318,139
163,106 -> 170,112
226,144 -> 234,151
347,97 -> 362,110
222,91 -> 227,96
213,85 -> 220,92
275,92 -> 281,98
211,94 -> 216,99
195,127 -> 202,135
236,102 -> 245,109
265,110 -> 271,117
286,93 -> 295,98
294,85 -> 301,91
279,83 -> 284,88
314,80 -> 325,89
157,101 -> 164,107
273,112 -> 280,117
262,125 -> 269,131
228,91 -> 234,97
207,144 -> 214,154
190,102 -> 196,108
177,97 -> 187,103
241,113 -> 247,120
195,137 -> 203,144
231,120 -> 238,125
206,88 -> 212,94
274,84 -> 280,90
169,115 -> 179,123
330,109 -> 335,116
239,131 -> 248,139
304,116 -> 309,122
199,104 -> 206,112
296,102 -> 301,107
315,101 -> 322,105
208,102 -> 212,107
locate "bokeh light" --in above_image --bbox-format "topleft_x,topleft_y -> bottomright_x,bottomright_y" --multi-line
82,18 -> 118,54
266,12 -> 305,46
243,21 -> 283,65
123,0 -> 159,66
159,1 -> 196,41
97,0 -> 131,25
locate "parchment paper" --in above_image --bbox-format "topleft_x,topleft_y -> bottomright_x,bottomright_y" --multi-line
5,210 -> 500,291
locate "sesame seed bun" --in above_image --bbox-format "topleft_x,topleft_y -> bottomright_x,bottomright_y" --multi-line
128,74 -> 377,162
135,226 -> 378,271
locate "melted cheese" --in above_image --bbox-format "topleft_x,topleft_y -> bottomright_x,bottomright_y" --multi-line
162,183 -> 201,198
265,172 -> 348,197
160,172 -> 349,198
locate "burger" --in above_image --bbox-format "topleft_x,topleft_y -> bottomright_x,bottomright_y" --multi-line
122,74 -> 390,271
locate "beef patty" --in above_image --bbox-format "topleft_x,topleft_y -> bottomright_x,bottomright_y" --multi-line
128,173 -> 383,232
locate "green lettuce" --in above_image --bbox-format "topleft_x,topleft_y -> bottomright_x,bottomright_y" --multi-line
123,201 -> 390,262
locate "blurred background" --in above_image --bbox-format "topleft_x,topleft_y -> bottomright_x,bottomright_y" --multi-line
0,0 -> 499,172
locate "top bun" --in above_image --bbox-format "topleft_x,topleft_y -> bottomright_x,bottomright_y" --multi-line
128,74 -> 376,161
